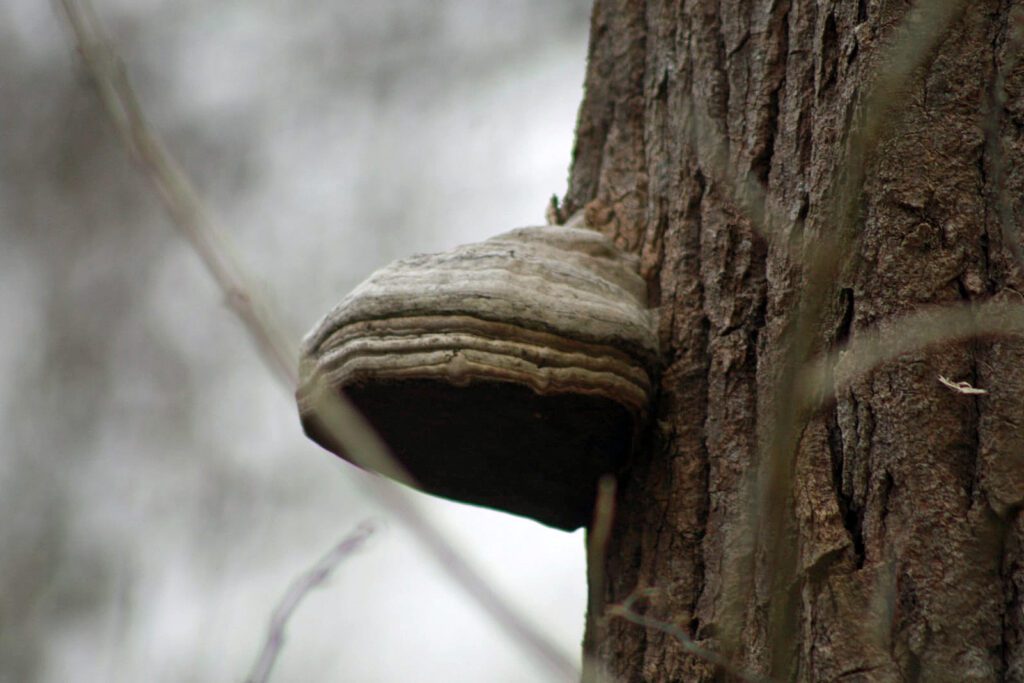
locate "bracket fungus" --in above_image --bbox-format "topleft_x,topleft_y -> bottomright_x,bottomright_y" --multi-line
297,224 -> 658,530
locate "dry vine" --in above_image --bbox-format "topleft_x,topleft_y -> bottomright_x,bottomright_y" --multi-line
245,521 -> 377,683
605,589 -> 772,683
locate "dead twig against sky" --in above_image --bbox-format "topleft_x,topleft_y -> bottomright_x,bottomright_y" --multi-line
57,1 -> 580,680
245,521 -> 377,683
58,0 -> 297,387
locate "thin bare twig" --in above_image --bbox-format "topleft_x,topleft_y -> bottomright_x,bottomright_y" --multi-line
606,589 -> 772,683
60,0 -> 298,387
58,2 -> 579,680
937,374 -> 989,395
246,521 -> 377,683
796,299 -> 1024,405
582,476 -> 617,683
586,475 -> 617,621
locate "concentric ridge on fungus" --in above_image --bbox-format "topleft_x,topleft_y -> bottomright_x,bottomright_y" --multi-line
296,225 -> 658,530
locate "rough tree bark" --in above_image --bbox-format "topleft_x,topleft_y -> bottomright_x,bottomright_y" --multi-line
563,0 -> 1024,681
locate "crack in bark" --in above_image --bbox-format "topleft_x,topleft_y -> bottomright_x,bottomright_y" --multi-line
690,168 -> 713,654
828,410 -> 865,569
1000,506 -> 1023,679
819,12 -> 840,97
835,287 -> 855,346
877,469 -> 893,545
829,289 -> 865,566
836,664 -> 883,680
751,82 -> 782,186
713,1 -> 731,135
986,0 -> 1024,277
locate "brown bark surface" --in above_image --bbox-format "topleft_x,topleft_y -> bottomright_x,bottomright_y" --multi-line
565,1 -> 1024,680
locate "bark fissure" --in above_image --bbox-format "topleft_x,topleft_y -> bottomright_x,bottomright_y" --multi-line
828,409 -> 865,568
751,81 -> 781,185
818,12 -> 839,97
713,5 -> 730,133
1001,508 -> 1024,679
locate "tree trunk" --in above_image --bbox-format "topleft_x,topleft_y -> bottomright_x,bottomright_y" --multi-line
564,0 -> 1024,680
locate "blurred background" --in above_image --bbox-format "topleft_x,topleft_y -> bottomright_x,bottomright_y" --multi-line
0,1 -> 593,681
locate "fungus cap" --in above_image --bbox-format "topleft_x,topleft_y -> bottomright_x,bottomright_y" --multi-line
297,225 -> 658,530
